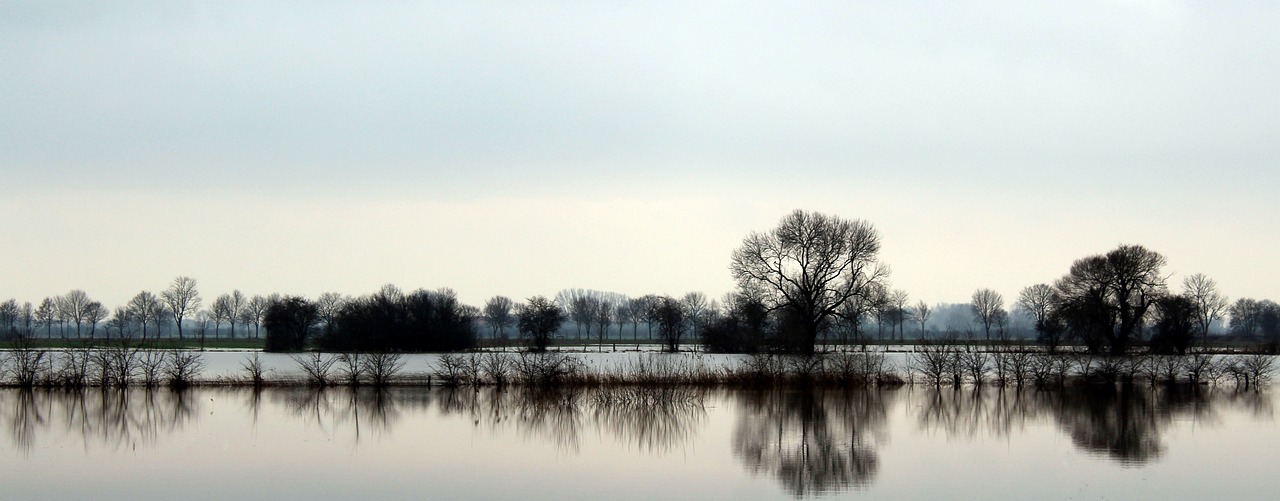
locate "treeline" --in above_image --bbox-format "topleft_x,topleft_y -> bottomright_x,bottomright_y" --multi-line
4,210 -> 1278,356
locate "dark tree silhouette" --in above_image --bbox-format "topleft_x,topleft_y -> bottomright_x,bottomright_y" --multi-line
970,288 -> 1005,341
701,293 -> 771,353
1150,294 -> 1197,354
655,296 -> 687,352
483,295 -> 515,339
1055,245 -> 1167,355
518,296 -> 564,352
161,276 -> 201,340
731,210 -> 888,355
320,287 -> 475,352
1182,273 -> 1228,341
1018,284 -> 1063,352
264,296 -> 319,352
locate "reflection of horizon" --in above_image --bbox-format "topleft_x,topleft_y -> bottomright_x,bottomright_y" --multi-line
914,385 -> 1274,465
2,388 -> 197,455
733,387 -> 894,497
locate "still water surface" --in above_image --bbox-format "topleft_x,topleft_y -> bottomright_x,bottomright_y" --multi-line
1,380 -> 1276,499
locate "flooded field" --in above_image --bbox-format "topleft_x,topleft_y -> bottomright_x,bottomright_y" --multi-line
1,381 -> 1276,500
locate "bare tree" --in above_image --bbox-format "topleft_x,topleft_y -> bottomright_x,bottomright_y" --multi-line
244,295 -> 270,338
592,297 -> 613,349
35,298 -> 55,338
211,295 -> 230,340
127,291 -> 162,341
107,306 -> 134,340
315,292 -> 346,339
730,210 -> 888,355
682,292 -> 708,340
887,289 -> 909,341
61,290 -> 92,338
628,296 -> 654,340
83,301 -> 106,339
483,295 -> 515,339
161,276 -> 201,340
518,296 -> 564,352
0,299 -> 19,337
1182,273 -> 1228,341
912,300 -> 932,337
970,288 -> 1005,341
1055,244 -> 1167,355
213,291 -> 247,339
192,310 -> 211,349
654,296 -> 687,352
614,302 -> 634,340
228,290 -> 246,339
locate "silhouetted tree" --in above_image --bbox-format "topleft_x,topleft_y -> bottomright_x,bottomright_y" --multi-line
263,296 -> 319,352
1182,273 -> 1227,341
0,299 -> 18,337
320,287 -> 475,352
315,292 -> 345,339
127,291 -> 162,340
682,292 -> 708,341
886,289 -> 909,341
730,210 -> 888,355
1018,284 -> 1062,352
483,295 -> 515,339
1228,298 -> 1270,339
1149,294 -> 1196,354
34,298 -> 55,338
518,296 -> 564,352
161,276 -> 201,340
1055,245 -> 1167,355
970,288 -> 1005,341
83,301 -> 106,339
912,300 -> 931,337
655,296 -> 687,352
702,293 -> 771,353
211,294 -> 231,339
61,289 -> 92,338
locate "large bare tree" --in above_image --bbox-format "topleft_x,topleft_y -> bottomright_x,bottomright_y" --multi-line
730,210 -> 887,355
61,289 -> 92,338
1055,244 -> 1167,355
912,300 -> 932,337
970,288 -> 1005,341
161,276 -> 201,340
483,295 -> 515,339
1182,273 -> 1228,341
127,291 -> 162,340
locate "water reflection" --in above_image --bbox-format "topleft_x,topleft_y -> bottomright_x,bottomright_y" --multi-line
915,386 -> 1274,465
0,384 -> 1273,496
733,388 -> 895,497
433,386 -> 708,453
2,388 -> 197,455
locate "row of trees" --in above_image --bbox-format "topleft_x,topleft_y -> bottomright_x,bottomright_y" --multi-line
0,277 -> 306,342
4,210 -> 1274,356
726,210 -> 1277,356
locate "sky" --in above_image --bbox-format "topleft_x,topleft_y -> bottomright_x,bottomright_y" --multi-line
2,1 -> 1277,311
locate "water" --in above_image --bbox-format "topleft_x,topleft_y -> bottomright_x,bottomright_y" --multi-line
1,382 -> 1275,500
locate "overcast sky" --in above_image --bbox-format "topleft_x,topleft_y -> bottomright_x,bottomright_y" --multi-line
2,1 -> 1277,312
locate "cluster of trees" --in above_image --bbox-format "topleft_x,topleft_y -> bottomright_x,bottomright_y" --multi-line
0,277 -> 290,343
719,210 -> 1277,356
260,285 -> 476,352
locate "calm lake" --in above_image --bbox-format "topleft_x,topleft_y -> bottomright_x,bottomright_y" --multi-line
2,368 -> 1277,500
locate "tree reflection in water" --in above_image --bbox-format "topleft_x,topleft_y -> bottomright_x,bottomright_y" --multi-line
0,384 -> 1272,486
732,387 -> 895,497
915,385 -> 1274,465
1,388 -> 197,455
434,386 -> 707,454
